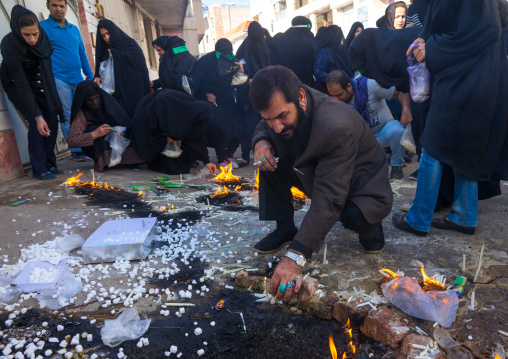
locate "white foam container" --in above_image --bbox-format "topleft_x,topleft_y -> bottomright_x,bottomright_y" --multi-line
82,218 -> 157,264
12,259 -> 69,293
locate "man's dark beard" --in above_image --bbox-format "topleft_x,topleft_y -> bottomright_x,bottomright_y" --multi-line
279,103 -> 312,165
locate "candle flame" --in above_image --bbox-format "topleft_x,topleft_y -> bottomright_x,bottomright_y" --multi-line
254,169 -> 259,190
494,355 -> 502,359
291,186 -> 307,199
211,185 -> 229,197
215,163 -> 240,183
421,265 -> 446,290
138,190 -> 143,196
379,268 -> 399,278
329,334 -> 337,359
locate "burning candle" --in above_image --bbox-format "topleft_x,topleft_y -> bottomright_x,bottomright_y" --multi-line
264,277 -> 269,301
323,244 -> 327,265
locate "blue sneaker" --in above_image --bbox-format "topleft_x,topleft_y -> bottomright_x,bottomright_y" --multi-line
49,167 -> 63,175
33,172 -> 55,180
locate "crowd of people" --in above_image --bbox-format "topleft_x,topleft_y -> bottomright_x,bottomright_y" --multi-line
1,0 -> 507,300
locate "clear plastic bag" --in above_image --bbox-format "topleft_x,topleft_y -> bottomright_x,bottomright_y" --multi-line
232,72 -> 248,86
0,276 -> 22,303
105,131 -> 130,167
58,234 -> 85,252
100,57 -> 115,95
36,264 -> 82,310
182,75 -> 192,95
161,141 -> 182,158
400,123 -> 416,153
381,276 -> 459,327
101,308 -> 151,347
407,50 -> 430,103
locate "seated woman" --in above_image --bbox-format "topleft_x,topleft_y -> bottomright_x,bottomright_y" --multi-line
68,80 -> 143,172
131,89 -> 217,176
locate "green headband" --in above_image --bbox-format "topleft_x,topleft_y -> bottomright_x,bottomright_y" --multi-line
173,46 -> 189,54
216,52 -> 236,60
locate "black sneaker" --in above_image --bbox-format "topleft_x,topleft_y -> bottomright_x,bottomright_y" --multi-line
390,166 -> 403,180
71,152 -> 86,162
33,172 -> 55,180
361,240 -> 385,254
409,169 -> 418,181
253,226 -> 298,254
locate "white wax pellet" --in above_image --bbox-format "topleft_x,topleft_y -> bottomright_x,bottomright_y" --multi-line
75,345 -> 83,353
170,345 -> 178,353
65,352 -> 73,359
57,325 -> 64,331
197,349 -> 205,356
210,321 -> 216,326
44,349 -> 52,356
87,334 -> 93,342
59,340 -> 67,348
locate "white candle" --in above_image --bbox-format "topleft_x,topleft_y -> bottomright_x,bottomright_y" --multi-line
206,198 -> 210,211
462,255 -> 466,272
474,259 -> 483,282
470,291 -> 475,310
323,244 -> 327,265
264,278 -> 269,302
180,174 -> 183,185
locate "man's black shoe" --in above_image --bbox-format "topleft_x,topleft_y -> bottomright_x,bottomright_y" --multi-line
431,217 -> 476,235
253,226 -> 298,254
409,169 -> 418,181
392,213 -> 428,236
190,161 -> 200,168
361,240 -> 385,254
390,166 -> 403,180
49,167 -> 63,175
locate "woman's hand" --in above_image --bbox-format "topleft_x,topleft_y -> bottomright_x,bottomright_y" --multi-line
406,38 -> 426,63
205,163 -> 217,175
93,77 -> 101,86
205,93 -> 216,105
166,136 -> 175,143
36,117 -> 50,137
92,124 -> 112,139
236,62 -> 244,74
107,49 -> 113,58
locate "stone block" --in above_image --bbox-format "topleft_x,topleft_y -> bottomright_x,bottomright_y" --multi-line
300,293 -> 338,320
333,295 -> 370,329
297,276 -> 318,303
360,307 -> 411,350
234,270 -> 265,291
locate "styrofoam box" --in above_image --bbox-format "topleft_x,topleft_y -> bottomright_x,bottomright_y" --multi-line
12,259 -> 69,293
82,218 -> 157,264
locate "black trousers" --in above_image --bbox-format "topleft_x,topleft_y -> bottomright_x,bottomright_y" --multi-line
259,160 -> 384,247
26,109 -> 59,176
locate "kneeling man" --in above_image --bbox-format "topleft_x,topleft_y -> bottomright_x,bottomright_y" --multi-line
250,66 -> 393,301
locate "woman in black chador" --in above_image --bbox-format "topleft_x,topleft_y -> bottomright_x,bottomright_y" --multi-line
68,80 -> 143,172
131,89 -> 217,176
93,19 -> 150,117
235,21 -> 275,167
0,5 -> 64,180
313,25 -> 352,93
192,38 -> 246,167
151,36 -> 196,92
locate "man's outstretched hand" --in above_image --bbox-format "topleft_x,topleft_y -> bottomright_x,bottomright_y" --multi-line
254,140 -> 278,171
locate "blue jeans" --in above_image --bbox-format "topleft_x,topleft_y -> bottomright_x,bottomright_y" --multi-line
406,149 -> 478,232
55,77 -> 80,153
374,120 -> 405,167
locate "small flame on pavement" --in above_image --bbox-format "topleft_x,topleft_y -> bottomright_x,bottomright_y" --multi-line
494,354 -> 502,359
215,163 -> 240,183
329,333 -> 337,359
138,191 -> 143,196
211,186 -> 229,197
340,318 -> 356,358
291,187 -> 307,199
254,169 -> 259,190
421,265 -> 446,290
234,185 -> 242,191
65,173 -> 120,191
379,268 -> 399,278
160,204 -> 175,214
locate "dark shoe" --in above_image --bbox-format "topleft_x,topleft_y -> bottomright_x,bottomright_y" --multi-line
390,166 -> 403,180
33,172 -> 55,180
431,217 -> 476,235
253,226 -> 298,254
190,161 -> 200,168
49,167 -> 63,175
362,240 -> 385,254
237,160 -> 250,168
392,213 -> 427,236
71,152 -> 86,162
409,169 -> 418,181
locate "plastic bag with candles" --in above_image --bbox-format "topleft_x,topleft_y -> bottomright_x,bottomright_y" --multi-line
381,276 -> 459,327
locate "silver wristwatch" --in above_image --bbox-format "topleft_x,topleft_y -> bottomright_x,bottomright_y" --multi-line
284,251 -> 307,267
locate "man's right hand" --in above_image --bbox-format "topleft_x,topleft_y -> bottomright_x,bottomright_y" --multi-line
205,93 -> 216,105
36,117 -> 50,137
254,140 -> 277,171
93,77 -> 101,86
92,124 -> 112,139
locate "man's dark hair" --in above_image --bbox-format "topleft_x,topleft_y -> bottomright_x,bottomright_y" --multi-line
46,0 -> 68,4
18,13 -> 39,29
326,70 -> 351,90
249,65 -> 303,113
